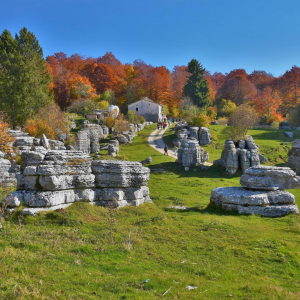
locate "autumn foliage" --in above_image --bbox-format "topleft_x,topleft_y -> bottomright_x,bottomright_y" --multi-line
45,51 -> 300,124
0,113 -> 15,155
25,104 -> 69,140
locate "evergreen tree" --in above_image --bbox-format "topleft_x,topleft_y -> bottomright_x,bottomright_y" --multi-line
183,59 -> 210,108
0,27 -> 53,127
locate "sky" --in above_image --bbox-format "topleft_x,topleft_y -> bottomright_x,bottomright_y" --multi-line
1,0 -> 300,77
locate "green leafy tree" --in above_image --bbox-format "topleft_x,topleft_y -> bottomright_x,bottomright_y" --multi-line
183,59 -> 210,108
0,27 -> 53,127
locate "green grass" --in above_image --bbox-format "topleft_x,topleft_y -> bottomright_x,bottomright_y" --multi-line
0,124 -> 300,299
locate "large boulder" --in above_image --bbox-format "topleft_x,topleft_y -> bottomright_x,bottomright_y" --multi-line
199,127 -> 211,146
240,166 -> 300,190
288,139 -> 300,170
92,160 -> 150,188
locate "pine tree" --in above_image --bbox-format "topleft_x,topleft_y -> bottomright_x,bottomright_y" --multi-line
0,27 -> 53,127
183,59 -> 210,108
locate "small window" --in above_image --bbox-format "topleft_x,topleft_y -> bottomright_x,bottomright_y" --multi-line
136,107 -> 138,111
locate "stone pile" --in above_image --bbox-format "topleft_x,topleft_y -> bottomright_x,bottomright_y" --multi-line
107,140 -> 119,157
0,151 -> 18,186
177,138 -> 209,170
75,121 -> 109,154
210,165 -> 299,217
199,127 -> 211,146
288,139 -> 300,171
214,136 -> 267,174
173,125 -> 211,147
4,151 -> 151,215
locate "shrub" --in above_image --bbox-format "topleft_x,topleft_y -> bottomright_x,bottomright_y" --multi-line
127,111 -> 145,124
114,117 -> 129,133
189,113 -> 210,128
67,100 -> 96,116
105,116 -> 115,128
287,104 -> 300,127
222,104 -> 259,141
217,117 -> 228,125
0,113 -> 15,155
97,100 -> 109,110
218,99 -> 236,117
25,104 -> 69,140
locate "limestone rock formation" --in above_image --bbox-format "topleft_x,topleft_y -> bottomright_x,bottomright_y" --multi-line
141,157 -> 152,165
240,166 -> 300,190
214,136 -> 267,174
210,166 -> 300,217
177,138 -> 209,170
288,139 -> 300,171
107,140 -> 119,156
0,151 -> 17,186
199,127 -> 211,146
4,150 -> 152,215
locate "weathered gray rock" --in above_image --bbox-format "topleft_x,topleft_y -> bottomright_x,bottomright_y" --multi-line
279,121 -> 291,130
40,134 -> 50,149
116,134 -> 129,145
92,160 -> 150,188
285,132 -> 294,138
210,186 -> 299,217
70,121 -> 77,130
4,150 -> 152,213
288,139 -> 300,170
141,157 -> 152,165
211,187 -> 295,206
178,138 -> 209,169
240,166 -> 300,190
75,131 -> 90,153
199,127 -> 211,146
107,140 -> 119,156
214,136 -> 265,174
189,127 -> 199,140
173,130 -> 188,147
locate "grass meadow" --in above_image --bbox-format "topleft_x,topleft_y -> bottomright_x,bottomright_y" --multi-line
0,124 -> 300,299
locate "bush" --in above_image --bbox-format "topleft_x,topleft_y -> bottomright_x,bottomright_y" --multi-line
189,113 -> 210,128
114,116 -> 129,133
97,100 -> 109,110
25,104 -> 69,140
217,117 -> 228,125
105,116 -> 115,128
222,104 -> 259,141
287,105 -> 300,127
0,113 -> 15,155
218,99 -> 236,117
67,100 -> 96,116
127,111 -> 145,124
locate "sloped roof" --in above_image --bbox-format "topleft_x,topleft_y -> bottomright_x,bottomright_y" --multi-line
129,97 -> 161,106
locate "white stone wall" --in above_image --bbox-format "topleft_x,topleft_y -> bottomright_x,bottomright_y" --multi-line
128,99 -> 162,121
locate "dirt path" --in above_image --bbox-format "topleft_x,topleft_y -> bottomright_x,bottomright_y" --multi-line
148,127 -> 177,159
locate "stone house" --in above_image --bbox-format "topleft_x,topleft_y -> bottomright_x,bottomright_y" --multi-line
85,109 -> 109,121
128,97 -> 162,122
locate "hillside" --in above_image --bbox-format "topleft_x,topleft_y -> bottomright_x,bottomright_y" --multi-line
0,124 -> 300,299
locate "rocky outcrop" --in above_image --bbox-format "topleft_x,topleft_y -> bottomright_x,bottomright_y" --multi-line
279,121 -> 291,130
177,138 -> 209,170
141,157 -> 152,165
288,139 -> 300,171
214,136 -> 267,174
199,127 -> 211,146
4,151 -> 151,215
107,140 -> 119,157
210,165 -> 299,217
240,166 -> 300,190
0,151 -> 18,186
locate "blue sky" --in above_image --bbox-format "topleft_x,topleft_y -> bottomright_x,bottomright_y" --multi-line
1,0 -> 299,76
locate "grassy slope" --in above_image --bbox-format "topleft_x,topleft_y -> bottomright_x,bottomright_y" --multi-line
0,124 -> 300,299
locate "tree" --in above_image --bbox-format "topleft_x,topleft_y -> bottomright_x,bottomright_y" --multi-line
222,104 -> 259,141
0,28 -> 53,127
183,59 -> 210,108
25,104 -> 69,139
252,86 -> 282,123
